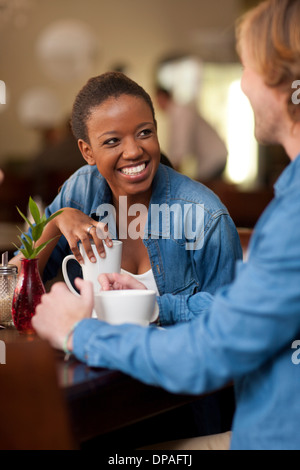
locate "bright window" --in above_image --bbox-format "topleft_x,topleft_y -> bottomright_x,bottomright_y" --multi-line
156,58 -> 258,188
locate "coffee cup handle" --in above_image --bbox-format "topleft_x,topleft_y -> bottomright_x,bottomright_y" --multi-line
62,255 -> 80,296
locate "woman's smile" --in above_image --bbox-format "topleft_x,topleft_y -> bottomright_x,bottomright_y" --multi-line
118,160 -> 150,177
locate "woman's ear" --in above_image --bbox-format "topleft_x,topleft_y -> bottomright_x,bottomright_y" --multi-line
78,139 -> 96,165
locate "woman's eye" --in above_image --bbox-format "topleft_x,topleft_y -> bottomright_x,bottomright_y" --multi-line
139,128 -> 152,138
103,137 -> 119,146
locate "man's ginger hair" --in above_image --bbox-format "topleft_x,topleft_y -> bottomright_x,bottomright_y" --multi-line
236,0 -> 300,122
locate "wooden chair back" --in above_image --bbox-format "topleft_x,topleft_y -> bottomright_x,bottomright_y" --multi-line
237,227 -> 253,260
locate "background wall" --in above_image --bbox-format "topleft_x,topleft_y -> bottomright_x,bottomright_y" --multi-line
0,0 -> 241,164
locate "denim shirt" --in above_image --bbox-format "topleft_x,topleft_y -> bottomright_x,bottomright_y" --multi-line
41,163 -> 242,301
73,155 -> 300,449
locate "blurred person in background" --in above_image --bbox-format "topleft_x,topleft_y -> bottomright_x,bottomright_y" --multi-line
29,118 -> 85,205
155,86 -> 228,183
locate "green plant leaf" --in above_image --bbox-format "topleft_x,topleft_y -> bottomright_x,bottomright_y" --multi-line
19,248 -> 29,258
16,229 -> 34,256
23,233 -> 34,246
16,206 -> 33,229
29,196 -> 41,224
15,198 -> 64,259
31,236 -> 60,258
12,244 -> 30,258
17,235 -> 32,254
12,242 -> 23,253
31,223 -> 44,242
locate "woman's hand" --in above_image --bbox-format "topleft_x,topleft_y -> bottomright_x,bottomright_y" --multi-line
98,272 -> 147,291
32,278 -> 94,352
54,207 -> 113,264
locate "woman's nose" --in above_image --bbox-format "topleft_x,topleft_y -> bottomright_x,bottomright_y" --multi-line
122,138 -> 143,159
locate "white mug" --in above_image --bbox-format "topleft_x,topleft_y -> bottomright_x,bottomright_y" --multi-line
62,240 -> 123,295
94,289 -> 158,326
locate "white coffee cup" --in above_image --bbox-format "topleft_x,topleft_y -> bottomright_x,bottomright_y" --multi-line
62,240 -> 123,295
94,289 -> 158,326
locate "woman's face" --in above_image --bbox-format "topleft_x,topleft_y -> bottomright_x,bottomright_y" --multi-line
79,94 -> 161,204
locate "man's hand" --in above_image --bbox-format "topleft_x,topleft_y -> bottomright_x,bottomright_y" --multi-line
32,278 -> 94,351
98,272 -> 147,291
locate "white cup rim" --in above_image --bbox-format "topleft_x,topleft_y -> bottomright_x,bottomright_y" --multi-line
79,239 -> 123,246
95,289 -> 156,297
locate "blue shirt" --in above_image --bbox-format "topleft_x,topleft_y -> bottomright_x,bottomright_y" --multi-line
73,155 -> 300,450
39,163 -> 241,297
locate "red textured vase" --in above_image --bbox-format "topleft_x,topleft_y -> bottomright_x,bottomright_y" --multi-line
12,258 -> 45,333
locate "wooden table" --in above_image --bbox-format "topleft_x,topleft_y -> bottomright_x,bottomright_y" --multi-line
0,327 -> 207,448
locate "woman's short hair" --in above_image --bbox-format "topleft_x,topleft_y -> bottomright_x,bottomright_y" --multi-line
71,71 -> 156,143
236,0 -> 300,122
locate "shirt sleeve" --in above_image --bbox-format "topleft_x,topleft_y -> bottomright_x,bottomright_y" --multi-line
73,207 -> 300,396
157,291 -> 214,324
73,248 -> 300,395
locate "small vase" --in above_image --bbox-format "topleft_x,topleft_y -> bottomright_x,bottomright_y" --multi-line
12,258 -> 45,333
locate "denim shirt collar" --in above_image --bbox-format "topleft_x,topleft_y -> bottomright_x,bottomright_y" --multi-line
149,164 -> 171,206
274,153 -> 300,197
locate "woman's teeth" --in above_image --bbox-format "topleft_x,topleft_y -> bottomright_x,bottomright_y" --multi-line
120,163 -> 146,176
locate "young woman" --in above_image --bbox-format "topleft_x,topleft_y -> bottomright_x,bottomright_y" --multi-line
11,72 -> 241,300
